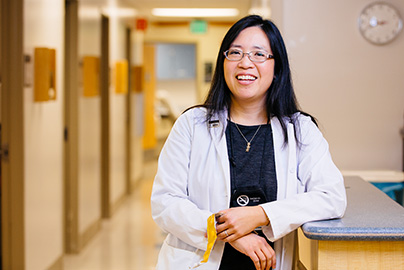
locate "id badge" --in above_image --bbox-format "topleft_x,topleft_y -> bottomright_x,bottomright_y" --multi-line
230,186 -> 267,207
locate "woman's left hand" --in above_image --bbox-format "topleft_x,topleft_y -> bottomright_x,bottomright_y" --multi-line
215,206 -> 269,242
229,233 -> 276,270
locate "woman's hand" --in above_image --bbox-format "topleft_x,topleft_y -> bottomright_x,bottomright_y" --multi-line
216,206 -> 269,242
229,233 -> 276,270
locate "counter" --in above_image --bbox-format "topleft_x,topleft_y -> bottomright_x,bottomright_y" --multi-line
297,176 -> 404,270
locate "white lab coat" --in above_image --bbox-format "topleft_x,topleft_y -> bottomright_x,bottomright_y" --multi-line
151,107 -> 346,270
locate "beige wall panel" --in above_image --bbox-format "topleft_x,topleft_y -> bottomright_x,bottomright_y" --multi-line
78,97 -> 102,233
24,0 -> 64,269
110,93 -> 127,205
282,0 -> 404,170
109,16 -> 127,210
78,14 -> 102,240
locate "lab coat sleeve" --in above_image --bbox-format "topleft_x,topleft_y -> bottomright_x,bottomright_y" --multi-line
262,116 -> 347,241
151,110 -> 212,251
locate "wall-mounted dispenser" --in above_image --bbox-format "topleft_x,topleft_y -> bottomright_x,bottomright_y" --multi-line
34,47 -> 56,102
82,56 -> 100,97
131,65 -> 143,93
114,60 -> 128,94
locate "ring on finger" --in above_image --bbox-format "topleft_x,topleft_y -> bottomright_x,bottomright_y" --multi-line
225,230 -> 229,237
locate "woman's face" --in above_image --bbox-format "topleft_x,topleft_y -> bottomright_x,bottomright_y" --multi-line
224,26 -> 275,106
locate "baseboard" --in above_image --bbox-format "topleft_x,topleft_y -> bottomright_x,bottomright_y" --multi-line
111,192 -> 127,216
78,218 -> 102,251
128,176 -> 142,194
296,260 -> 308,270
47,255 -> 63,270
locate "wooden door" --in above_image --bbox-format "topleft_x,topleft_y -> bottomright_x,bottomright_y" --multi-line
142,44 -> 156,149
1,0 -> 25,268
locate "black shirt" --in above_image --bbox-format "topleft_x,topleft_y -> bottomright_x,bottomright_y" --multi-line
219,121 -> 277,270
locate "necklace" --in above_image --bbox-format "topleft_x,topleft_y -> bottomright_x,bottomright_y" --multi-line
233,123 -> 262,152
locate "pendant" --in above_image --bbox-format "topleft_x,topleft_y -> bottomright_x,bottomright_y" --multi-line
246,142 -> 251,152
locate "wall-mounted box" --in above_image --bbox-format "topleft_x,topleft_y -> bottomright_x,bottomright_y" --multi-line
34,47 -> 56,102
82,56 -> 100,97
114,60 -> 128,94
131,65 -> 143,93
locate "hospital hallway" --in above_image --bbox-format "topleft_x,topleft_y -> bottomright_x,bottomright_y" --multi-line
63,159 -> 163,270
2,0 -> 404,269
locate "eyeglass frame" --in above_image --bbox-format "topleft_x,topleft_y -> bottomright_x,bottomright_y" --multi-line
223,48 -> 274,63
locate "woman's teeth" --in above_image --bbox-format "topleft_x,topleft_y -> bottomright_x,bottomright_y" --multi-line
237,75 -> 256,81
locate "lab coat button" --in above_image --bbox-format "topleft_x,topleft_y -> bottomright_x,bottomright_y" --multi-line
289,168 -> 295,173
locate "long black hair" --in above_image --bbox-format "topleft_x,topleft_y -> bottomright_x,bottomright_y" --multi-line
201,14 -> 315,144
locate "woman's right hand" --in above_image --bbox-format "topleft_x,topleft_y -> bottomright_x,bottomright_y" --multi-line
229,233 -> 276,270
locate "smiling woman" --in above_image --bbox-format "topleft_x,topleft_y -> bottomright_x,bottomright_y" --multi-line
151,15 -> 346,270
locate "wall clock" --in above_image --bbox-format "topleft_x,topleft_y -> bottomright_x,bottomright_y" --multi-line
358,2 -> 403,45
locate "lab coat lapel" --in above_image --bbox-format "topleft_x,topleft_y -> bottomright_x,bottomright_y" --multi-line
208,112 -> 231,201
271,116 -> 298,201
271,117 -> 289,200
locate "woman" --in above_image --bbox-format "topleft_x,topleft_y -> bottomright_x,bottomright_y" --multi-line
151,15 -> 346,270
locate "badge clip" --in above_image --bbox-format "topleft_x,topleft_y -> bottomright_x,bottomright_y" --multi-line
208,120 -> 220,128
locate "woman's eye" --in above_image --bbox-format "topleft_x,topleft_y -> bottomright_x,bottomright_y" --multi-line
229,50 -> 241,55
254,51 -> 266,57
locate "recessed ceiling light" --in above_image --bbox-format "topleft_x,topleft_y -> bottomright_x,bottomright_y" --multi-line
152,8 -> 239,18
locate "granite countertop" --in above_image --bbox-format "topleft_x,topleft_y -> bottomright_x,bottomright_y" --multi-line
302,176 -> 404,241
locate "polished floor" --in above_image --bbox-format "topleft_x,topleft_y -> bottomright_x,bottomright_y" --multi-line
63,159 -> 165,270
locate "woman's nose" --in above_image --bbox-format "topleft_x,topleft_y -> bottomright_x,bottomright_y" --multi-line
237,53 -> 254,68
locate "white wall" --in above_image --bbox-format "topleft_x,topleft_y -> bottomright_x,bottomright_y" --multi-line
281,0 -> 404,170
24,0 -> 64,269
78,16 -> 102,235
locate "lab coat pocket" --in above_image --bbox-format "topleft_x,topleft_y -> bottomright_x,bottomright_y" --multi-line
156,239 -> 201,270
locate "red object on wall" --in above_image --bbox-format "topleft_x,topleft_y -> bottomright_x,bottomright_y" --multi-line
136,18 -> 148,31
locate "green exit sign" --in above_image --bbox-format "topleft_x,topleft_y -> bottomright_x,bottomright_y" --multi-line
190,20 -> 207,34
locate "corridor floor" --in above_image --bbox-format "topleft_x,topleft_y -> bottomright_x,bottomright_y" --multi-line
63,160 -> 164,270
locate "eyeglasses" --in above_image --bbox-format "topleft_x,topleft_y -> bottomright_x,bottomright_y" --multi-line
224,48 -> 274,63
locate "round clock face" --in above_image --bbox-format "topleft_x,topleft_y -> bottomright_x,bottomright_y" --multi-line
358,2 -> 403,45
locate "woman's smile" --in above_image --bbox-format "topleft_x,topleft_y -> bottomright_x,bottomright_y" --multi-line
236,74 -> 257,84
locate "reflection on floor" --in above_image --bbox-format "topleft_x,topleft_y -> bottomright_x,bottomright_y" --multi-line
63,160 -> 165,270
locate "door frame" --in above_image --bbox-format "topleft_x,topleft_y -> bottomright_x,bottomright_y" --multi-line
1,0 -> 25,268
100,14 -> 111,218
64,0 -> 79,253
125,27 -> 132,194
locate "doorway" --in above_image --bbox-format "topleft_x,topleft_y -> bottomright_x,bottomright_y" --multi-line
154,42 -> 197,142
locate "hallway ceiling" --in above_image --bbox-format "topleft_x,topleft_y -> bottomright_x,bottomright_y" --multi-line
80,0 -> 253,22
